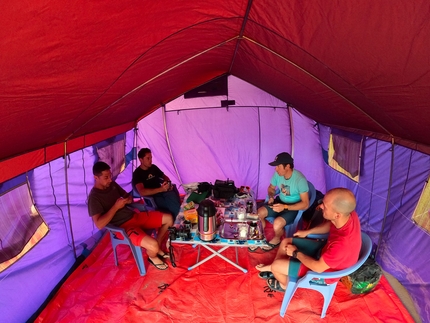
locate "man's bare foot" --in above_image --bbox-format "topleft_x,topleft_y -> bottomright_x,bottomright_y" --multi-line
255,263 -> 271,272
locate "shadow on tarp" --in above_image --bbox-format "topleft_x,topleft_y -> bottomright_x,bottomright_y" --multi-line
34,231 -> 415,323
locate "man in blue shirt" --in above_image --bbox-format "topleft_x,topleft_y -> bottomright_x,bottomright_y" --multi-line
253,152 -> 309,252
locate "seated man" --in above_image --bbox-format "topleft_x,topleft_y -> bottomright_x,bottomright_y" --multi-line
88,161 -> 173,270
132,148 -> 181,220
252,152 -> 309,251
255,187 -> 362,292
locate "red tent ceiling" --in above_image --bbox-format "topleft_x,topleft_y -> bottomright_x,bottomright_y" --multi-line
1,1 -> 430,182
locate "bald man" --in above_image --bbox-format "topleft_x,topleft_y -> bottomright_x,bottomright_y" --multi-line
256,187 -> 362,292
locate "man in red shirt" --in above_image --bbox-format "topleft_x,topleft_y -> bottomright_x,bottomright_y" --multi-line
256,187 -> 362,291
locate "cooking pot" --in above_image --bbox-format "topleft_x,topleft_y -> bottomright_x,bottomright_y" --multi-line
197,199 -> 217,241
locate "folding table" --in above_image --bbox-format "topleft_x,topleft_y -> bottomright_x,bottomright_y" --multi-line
171,220 -> 265,273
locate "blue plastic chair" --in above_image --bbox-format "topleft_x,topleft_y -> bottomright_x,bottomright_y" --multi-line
105,224 -> 146,276
130,188 -> 157,211
266,181 -> 316,237
280,231 -> 372,318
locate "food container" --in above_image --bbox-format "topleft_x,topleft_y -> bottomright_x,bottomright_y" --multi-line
183,209 -> 198,223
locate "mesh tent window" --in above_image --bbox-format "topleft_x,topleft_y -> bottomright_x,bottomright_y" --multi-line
328,130 -> 363,182
0,183 -> 48,272
412,179 -> 430,233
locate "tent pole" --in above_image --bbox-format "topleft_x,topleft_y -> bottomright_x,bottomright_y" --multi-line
375,137 -> 395,257
288,104 -> 295,157
133,125 -> 138,172
242,36 -> 392,137
162,105 -> 182,185
257,107 -> 261,199
64,141 -> 77,259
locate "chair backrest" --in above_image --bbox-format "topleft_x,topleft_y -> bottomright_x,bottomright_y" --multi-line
305,232 -> 372,281
129,188 -> 157,211
307,181 -> 316,208
284,181 -> 316,236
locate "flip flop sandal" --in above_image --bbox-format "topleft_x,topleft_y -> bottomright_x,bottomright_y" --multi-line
148,257 -> 168,270
157,252 -> 170,260
267,278 -> 285,292
261,241 -> 280,252
248,246 -> 260,252
258,271 -> 274,279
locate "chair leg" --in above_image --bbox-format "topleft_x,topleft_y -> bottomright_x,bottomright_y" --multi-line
109,234 -> 119,267
320,283 -> 337,318
130,245 -> 146,276
280,280 -> 299,317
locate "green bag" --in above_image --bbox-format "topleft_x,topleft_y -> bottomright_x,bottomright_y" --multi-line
341,258 -> 382,294
186,190 -> 209,204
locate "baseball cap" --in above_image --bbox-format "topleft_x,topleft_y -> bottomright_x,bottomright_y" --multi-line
268,152 -> 294,166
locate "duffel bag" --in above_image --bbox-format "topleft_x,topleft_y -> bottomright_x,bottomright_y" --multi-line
213,179 -> 237,200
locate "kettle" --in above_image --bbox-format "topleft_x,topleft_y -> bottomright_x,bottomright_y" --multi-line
197,199 -> 217,241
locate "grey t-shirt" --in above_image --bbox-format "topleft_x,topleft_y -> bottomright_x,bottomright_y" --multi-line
88,181 -> 134,227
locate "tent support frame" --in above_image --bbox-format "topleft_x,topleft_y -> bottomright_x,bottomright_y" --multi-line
64,141 -> 77,259
375,137 -> 395,257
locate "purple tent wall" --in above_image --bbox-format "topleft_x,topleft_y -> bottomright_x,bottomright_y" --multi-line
321,126 -> 430,321
3,76 -> 429,322
291,108 -> 326,192
0,147 -> 103,323
133,76 -> 325,200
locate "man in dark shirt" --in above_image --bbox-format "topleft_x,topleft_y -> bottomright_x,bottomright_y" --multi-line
88,161 -> 173,270
132,148 -> 181,219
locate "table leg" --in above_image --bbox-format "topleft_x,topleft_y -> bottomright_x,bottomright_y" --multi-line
188,245 -> 247,273
235,247 -> 239,264
197,245 -> 201,263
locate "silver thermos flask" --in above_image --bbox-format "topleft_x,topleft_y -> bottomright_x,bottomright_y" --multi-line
197,199 -> 216,241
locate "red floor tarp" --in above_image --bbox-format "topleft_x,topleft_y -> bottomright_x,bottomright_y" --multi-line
36,232 -> 414,323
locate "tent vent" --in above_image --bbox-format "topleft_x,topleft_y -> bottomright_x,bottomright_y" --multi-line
184,75 -> 228,98
221,100 -> 235,107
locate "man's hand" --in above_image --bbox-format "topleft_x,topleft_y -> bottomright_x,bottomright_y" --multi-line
293,230 -> 310,238
267,197 -> 274,206
270,203 -> 286,213
114,197 -> 128,209
285,243 -> 298,257
124,195 -> 133,204
160,181 -> 170,192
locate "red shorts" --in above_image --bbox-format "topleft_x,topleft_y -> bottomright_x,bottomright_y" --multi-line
119,211 -> 163,246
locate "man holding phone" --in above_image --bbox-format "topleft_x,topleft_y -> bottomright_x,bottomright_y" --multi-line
252,152 -> 309,252
88,161 -> 172,270
132,148 -> 181,220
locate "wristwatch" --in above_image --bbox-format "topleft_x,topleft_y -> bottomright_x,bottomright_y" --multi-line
292,250 -> 298,259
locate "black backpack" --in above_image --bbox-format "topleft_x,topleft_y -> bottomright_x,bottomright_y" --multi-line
303,190 -> 325,229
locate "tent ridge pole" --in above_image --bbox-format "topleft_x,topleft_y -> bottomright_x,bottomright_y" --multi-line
242,36 -> 393,137
64,37 -> 239,141
229,0 -> 254,73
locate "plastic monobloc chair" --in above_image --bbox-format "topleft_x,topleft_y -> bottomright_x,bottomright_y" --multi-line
280,231 -> 372,318
266,181 -> 316,237
130,188 -> 157,211
105,224 -> 146,276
